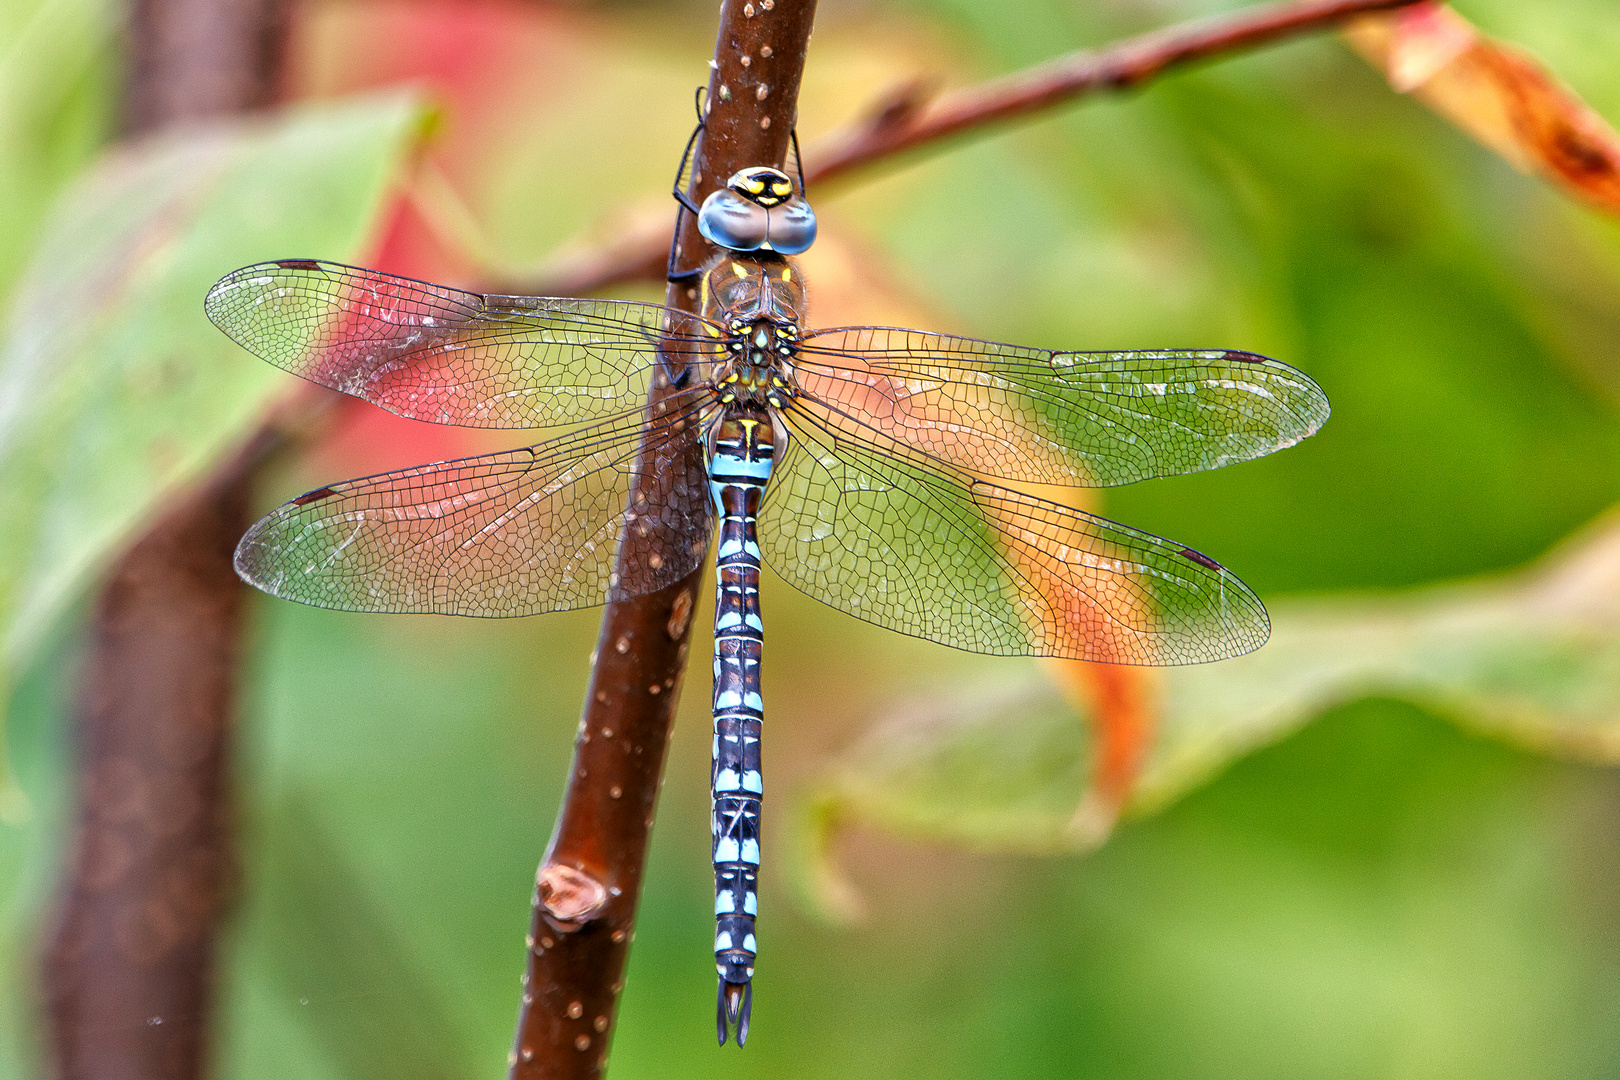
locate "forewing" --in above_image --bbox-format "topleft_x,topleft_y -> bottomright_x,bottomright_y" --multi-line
794,329 -> 1329,487
206,260 -> 712,428
760,406 -> 1268,664
235,402 -> 713,615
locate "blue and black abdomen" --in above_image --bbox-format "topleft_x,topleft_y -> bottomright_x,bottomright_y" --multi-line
708,405 -> 775,1046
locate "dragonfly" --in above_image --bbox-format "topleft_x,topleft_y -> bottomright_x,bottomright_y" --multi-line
205,153 -> 1329,1047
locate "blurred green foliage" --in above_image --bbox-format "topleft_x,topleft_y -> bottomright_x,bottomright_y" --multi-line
4,1 -> 1620,1078
803,511 -> 1620,877
0,92 -> 430,672
0,0 -> 116,297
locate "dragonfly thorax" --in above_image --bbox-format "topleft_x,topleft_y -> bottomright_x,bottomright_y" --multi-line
704,256 -> 806,409
715,317 -> 797,408
703,255 -> 805,320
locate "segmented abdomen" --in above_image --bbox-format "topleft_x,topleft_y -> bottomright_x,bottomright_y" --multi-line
709,406 -> 774,1014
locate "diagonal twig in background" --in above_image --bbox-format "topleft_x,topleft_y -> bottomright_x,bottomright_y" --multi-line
515,0 -> 1429,298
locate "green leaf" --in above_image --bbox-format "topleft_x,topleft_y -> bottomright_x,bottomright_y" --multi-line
795,506 -> 1620,920
0,0 -> 117,293
238,789 -> 477,1080
0,90 -> 432,673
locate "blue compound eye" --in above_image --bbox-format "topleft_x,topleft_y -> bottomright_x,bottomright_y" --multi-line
699,190 -> 769,252
764,198 -> 816,255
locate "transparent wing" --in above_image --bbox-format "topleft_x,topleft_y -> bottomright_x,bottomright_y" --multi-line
794,329 -> 1329,486
760,404 -> 1268,664
206,260 -> 715,429
235,400 -> 714,616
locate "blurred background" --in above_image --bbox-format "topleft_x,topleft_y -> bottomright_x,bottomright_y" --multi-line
6,0 -> 1620,1077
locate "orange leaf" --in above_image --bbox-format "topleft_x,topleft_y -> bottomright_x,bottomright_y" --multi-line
1043,658 -> 1155,846
1345,2 -> 1620,214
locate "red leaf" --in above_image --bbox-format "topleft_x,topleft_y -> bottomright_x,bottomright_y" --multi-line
1346,3 -> 1620,214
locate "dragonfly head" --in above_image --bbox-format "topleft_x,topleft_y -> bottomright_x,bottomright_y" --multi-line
698,167 -> 818,255
727,166 -> 795,208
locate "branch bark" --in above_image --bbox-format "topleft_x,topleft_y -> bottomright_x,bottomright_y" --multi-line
507,1 -> 818,1075
122,0 -> 287,134
514,0 -> 1428,298
40,2 -> 286,1078
41,429 -> 283,1080
806,0 -> 1427,183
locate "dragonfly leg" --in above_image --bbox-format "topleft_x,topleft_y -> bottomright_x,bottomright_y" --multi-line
668,102 -> 707,282
667,200 -> 704,284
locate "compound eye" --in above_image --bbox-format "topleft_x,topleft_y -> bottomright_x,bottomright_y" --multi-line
699,189 -> 768,252
763,197 -> 817,255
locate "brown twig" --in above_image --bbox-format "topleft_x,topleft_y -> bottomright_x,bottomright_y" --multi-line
806,0 -> 1427,184
507,2 -> 819,1076
514,0 -> 1427,298
40,2 -> 286,1078
122,0 -> 288,134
